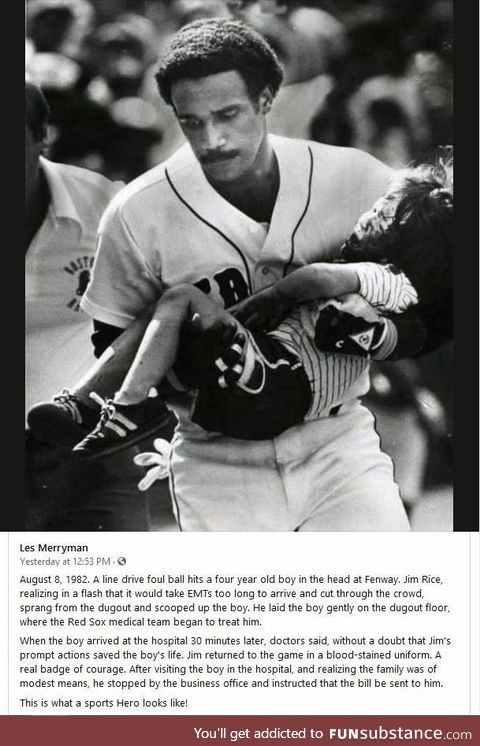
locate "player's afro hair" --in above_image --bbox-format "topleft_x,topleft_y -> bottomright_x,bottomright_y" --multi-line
343,151 -> 453,305
25,80 -> 50,142
155,18 -> 284,106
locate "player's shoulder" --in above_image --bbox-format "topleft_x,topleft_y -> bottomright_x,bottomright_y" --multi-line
271,135 -> 392,178
306,139 -> 391,173
102,143 -> 193,224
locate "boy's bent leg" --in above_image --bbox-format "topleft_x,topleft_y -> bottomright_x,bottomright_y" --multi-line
27,313 -> 154,448
74,314 -> 152,404
118,284 -> 234,404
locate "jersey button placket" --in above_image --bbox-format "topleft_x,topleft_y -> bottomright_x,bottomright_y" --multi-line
255,265 -> 272,289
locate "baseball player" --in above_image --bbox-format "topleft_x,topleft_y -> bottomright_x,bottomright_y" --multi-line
28,155 -> 452,458
45,19 -> 415,530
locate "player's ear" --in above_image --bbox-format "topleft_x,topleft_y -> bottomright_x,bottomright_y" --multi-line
258,86 -> 274,114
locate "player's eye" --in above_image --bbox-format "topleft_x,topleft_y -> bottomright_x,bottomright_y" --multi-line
180,118 -> 203,131
217,108 -> 238,121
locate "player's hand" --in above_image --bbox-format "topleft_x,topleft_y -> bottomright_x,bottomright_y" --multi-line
175,316 -> 240,389
230,286 -> 291,331
314,295 -> 386,357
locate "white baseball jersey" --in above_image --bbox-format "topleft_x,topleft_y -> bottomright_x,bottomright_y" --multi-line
83,136 -> 391,418
82,135 -> 408,531
25,158 -> 121,418
83,136 -> 392,321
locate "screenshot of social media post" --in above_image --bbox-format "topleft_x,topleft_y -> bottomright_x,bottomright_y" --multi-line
1,532 -> 478,719
20,0 -> 479,742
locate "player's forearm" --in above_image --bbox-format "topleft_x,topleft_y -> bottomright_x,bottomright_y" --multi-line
275,263 -> 360,302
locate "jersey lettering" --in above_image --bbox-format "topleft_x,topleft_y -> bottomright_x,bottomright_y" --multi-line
215,268 -> 249,307
194,277 -> 212,295
194,268 -> 249,308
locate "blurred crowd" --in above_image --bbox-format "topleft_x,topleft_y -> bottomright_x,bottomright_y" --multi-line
25,0 -> 452,181
25,0 -> 453,526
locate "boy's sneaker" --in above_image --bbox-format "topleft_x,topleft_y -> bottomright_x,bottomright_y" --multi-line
71,396 -> 172,461
27,390 -> 100,447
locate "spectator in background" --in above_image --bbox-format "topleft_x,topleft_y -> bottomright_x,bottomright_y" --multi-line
26,0 -> 93,60
26,80 -> 168,532
26,0 -> 111,175
346,68 -> 430,168
171,0 -> 233,24
26,0 -> 94,96
241,1 -> 346,140
25,80 -> 121,417
84,14 -> 162,181
412,0 -> 453,156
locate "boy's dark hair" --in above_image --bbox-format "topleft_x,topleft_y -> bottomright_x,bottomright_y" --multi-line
155,18 -> 284,106
343,153 -> 453,305
25,80 -> 50,142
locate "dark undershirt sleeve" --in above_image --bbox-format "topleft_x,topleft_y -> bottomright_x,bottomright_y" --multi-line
91,320 -> 123,358
382,309 -> 428,360
379,303 -> 452,361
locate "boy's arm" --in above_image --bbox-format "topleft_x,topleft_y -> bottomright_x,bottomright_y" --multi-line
274,263 -> 360,301
231,263 -> 361,330
232,262 -> 417,330
276,262 -> 418,313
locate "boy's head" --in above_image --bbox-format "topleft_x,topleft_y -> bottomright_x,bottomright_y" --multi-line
342,154 -> 453,299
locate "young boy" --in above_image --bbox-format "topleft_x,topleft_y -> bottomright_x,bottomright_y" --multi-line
28,157 -> 452,457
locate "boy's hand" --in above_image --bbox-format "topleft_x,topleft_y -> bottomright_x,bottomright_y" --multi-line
230,286 -> 291,331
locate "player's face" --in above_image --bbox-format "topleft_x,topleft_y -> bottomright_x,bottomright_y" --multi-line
171,70 -> 269,183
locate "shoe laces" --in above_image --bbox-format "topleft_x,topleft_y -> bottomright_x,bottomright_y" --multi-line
53,389 -> 83,423
88,393 -> 138,440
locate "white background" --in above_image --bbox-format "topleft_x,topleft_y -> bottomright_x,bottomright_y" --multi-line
1,531 -> 478,716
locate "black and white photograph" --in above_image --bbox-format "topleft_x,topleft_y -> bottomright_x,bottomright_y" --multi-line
25,0 -> 454,533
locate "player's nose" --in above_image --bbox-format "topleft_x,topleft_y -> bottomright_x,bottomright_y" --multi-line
201,121 -> 226,151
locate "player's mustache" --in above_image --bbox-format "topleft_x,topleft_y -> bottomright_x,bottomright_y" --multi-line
200,150 -> 239,164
